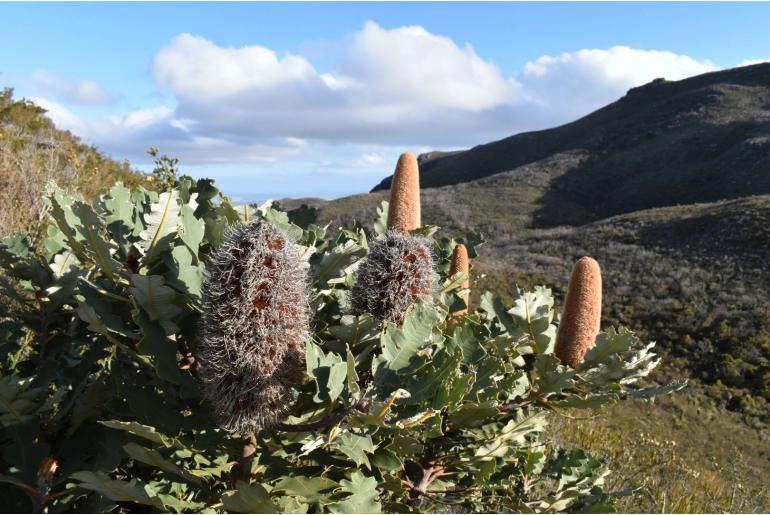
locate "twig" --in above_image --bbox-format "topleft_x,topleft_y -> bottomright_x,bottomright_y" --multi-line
416,466 -> 448,494
273,404 -> 357,433
273,401 -> 365,432
232,432 -> 257,483
500,400 -> 533,411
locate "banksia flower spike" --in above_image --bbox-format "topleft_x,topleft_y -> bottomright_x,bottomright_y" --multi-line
449,244 -> 470,316
387,152 -> 421,232
199,220 -> 310,433
351,231 -> 438,326
352,152 -> 436,325
554,257 -> 603,368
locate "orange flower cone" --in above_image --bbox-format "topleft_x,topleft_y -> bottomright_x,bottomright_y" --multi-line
387,152 -> 421,232
554,257 -> 602,368
450,244 -> 470,315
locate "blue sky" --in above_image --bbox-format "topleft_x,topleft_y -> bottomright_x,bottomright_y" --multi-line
2,2 -> 769,201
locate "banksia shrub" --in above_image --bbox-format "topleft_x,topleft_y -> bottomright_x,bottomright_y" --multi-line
554,256 -> 603,368
3,165 -> 683,513
199,220 -> 310,432
351,231 -> 438,325
450,243 -> 470,315
387,152 -> 421,232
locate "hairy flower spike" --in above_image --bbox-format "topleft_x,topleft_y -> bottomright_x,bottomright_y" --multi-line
199,220 -> 310,432
351,231 -> 438,326
202,355 -> 304,434
450,244 -> 470,315
554,257 -> 603,368
387,152 -> 421,232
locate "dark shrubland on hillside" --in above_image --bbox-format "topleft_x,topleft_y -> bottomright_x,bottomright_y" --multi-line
0,88 -> 145,237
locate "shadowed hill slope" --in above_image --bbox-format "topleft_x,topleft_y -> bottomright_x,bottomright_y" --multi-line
372,63 -> 770,224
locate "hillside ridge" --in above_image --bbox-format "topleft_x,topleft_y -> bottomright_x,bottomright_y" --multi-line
371,62 -> 770,222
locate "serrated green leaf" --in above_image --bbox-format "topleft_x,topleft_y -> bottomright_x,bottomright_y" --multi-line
141,189 -> 181,263
371,448 -> 402,472
274,476 -> 337,503
222,481 -> 277,513
509,286 -> 556,354
474,459 -> 497,487
315,239 -> 366,286
449,402 -> 499,429
447,323 -> 487,364
331,432 -> 375,469
70,471 -> 164,509
373,201 -> 388,236
170,245 -> 203,298
329,471 -> 381,514
130,274 -> 181,324
99,420 -> 182,448
473,410 -> 548,461
0,375 -> 45,427
71,201 -> 122,281
381,303 -> 441,374
123,443 -> 201,485
178,205 -> 205,260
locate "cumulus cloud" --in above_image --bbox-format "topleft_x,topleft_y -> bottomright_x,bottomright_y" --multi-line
32,71 -> 114,105
146,24 -> 719,151
29,96 -> 307,165
334,21 -> 514,112
28,22 -> 739,196
149,23 -> 522,147
516,46 -> 718,123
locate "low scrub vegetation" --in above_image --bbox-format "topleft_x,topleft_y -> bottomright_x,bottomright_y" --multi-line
0,88 -> 146,238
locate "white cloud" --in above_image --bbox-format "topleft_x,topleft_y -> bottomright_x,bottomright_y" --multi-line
27,96 -> 307,165
146,25 -> 719,152
738,58 -> 770,66
516,46 -> 718,123
153,33 -> 321,99
27,97 -> 86,132
149,23 -> 520,146
332,21 -> 514,111
32,71 -> 113,105
27,23 -> 747,198
360,152 -> 385,166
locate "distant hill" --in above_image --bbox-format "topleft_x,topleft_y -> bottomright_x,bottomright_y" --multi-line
372,63 -> 770,224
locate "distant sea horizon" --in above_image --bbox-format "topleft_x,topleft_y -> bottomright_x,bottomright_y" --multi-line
226,191 -> 337,206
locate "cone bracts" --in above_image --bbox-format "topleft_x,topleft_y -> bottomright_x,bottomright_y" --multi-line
351,152 -> 437,325
200,220 -> 310,432
554,257 -> 602,368
351,230 -> 438,326
450,244 -> 470,316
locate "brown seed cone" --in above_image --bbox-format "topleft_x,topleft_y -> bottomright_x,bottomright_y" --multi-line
450,244 -> 470,315
387,152 -> 421,232
554,257 -> 602,368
